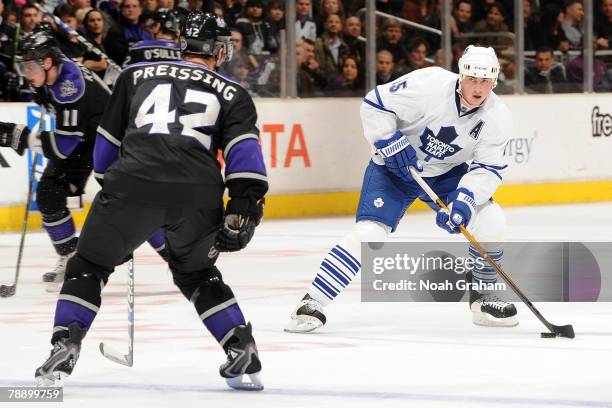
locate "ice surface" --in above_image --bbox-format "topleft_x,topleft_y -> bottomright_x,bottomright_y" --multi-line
1,203 -> 611,408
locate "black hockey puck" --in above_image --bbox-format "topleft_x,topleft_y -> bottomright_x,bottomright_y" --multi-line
540,332 -> 557,338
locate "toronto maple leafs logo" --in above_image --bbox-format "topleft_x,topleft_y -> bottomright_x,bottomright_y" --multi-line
419,126 -> 462,161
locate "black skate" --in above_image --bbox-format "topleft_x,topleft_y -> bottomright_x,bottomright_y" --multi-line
35,323 -> 86,387
467,272 -> 518,327
219,323 -> 263,391
284,294 -> 327,333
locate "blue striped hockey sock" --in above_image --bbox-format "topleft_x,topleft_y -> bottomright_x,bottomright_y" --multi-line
309,243 -> 361,306
468,244 -> 503,289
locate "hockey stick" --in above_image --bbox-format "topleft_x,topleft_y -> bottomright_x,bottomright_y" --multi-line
408,167 -> 575,339
33,3 -> 123,73
0,152 -> 40,298
99,258 -> 135,366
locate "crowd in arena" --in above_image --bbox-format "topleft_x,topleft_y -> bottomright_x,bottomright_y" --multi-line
0,0 -> 611,100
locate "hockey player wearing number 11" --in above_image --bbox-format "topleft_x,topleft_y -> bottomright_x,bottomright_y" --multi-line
35,12 -> 268,391
286,45 -> 518,333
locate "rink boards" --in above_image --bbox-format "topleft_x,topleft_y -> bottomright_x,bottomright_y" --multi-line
0,94 -> 611,230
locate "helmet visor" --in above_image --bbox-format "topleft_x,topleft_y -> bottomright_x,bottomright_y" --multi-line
18,59 -> 45,80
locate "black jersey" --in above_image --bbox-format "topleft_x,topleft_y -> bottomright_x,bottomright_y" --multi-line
123,39 -> 181,66
37,58 -> 111,165
95,60 -> 268,207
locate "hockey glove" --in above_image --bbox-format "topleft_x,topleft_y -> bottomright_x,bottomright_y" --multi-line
0,122 -> 30,156
215,198 -> 265,252
436,188 -> 476,234
373,131 -> 422,182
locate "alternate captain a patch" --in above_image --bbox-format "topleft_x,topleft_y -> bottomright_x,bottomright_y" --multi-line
469,120 -> 485,140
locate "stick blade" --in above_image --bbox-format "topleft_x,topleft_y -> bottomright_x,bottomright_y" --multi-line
0,285 -> 16,298
541,324 -> 575,339
99,342 -> 133,366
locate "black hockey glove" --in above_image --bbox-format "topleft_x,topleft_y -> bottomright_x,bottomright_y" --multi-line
215,198 -> 265,252
4,72 -> 20,94
0,122 -> 30,156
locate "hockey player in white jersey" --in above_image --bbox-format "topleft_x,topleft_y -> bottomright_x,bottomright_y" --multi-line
285,45 -> 517,333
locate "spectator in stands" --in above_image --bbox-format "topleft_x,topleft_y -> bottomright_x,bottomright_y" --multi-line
566,54 -> 611,92
120,0 -> 152,46
375,49 -> 402,84
20,3 -> 42,36
297,38 -> 327,96
223,0 -> 245,27
594,0 -> 611,51
296,0 -> 317,42
235,0 -> 278,56
523,0 -> 545,50
541,3 -> 571,52
159,0 -> 176,10
220,29 -> 251,78
230,55 -> 255,94
561,0 -> 583,49
329,55 -> 364,96
405,37 -> 431,73
343,15 -> 364,66
315,13 -> 350,78
0,1 -> 16,101
473,2 -> 513,49
53,4 -> 86,60
316,0 -> 344,36
451,0 -> 475,39
495,51 -> 516,94
142,0 -> 158,21
376,18 -> 407,67
82,8 -> 129,68
525,46 -> 568,93
266,0 -> 284,45
67,0 -> 92,12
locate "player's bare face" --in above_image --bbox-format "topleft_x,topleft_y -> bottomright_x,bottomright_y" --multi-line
460,76 -> 494,107
19,60 -> 46,88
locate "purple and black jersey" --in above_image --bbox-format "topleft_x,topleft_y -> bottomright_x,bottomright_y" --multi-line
37,59 -> 111,164
95,60 -> 268,207
124,39 -> 181,66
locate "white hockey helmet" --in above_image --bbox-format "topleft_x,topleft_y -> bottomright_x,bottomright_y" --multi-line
458,45 -> 500,85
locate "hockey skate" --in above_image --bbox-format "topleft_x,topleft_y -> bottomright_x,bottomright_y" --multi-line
284,294 -> 327,333
467,272 -> 518,327
35,323 -> 86,387
220,323 -> 263,391
43,252 -> 75,292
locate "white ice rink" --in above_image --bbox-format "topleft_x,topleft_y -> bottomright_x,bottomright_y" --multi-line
1,203 -> 612,408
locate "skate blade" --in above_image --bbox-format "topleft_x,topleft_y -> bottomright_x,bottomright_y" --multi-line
36,372 -> 67,388
225,372 -> 264,391
472,312 -> 519,327
283,316 -> 324,333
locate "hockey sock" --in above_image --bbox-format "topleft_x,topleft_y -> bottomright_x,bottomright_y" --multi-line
468,244 -> 503,288
42,209 -> 78,256
309,234 -> 362,307
178,268 -> 246,350
147,228 -> 166,254
51,255 -> 107,344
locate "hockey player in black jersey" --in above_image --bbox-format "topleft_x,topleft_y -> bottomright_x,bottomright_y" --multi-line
0,30 -> 110,287
0,30 -> 169,290
34,12 -> 268,391
123,8 -> 182,66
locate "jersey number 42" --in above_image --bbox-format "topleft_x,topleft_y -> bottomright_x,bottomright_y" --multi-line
134,83 -> 220,149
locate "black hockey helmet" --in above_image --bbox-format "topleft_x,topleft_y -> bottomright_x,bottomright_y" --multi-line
20,30 -> 62,63
180,12 -> 233,66
149,8 -> 180,36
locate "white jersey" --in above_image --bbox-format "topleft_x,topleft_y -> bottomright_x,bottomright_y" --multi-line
361,67 -> 513,205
